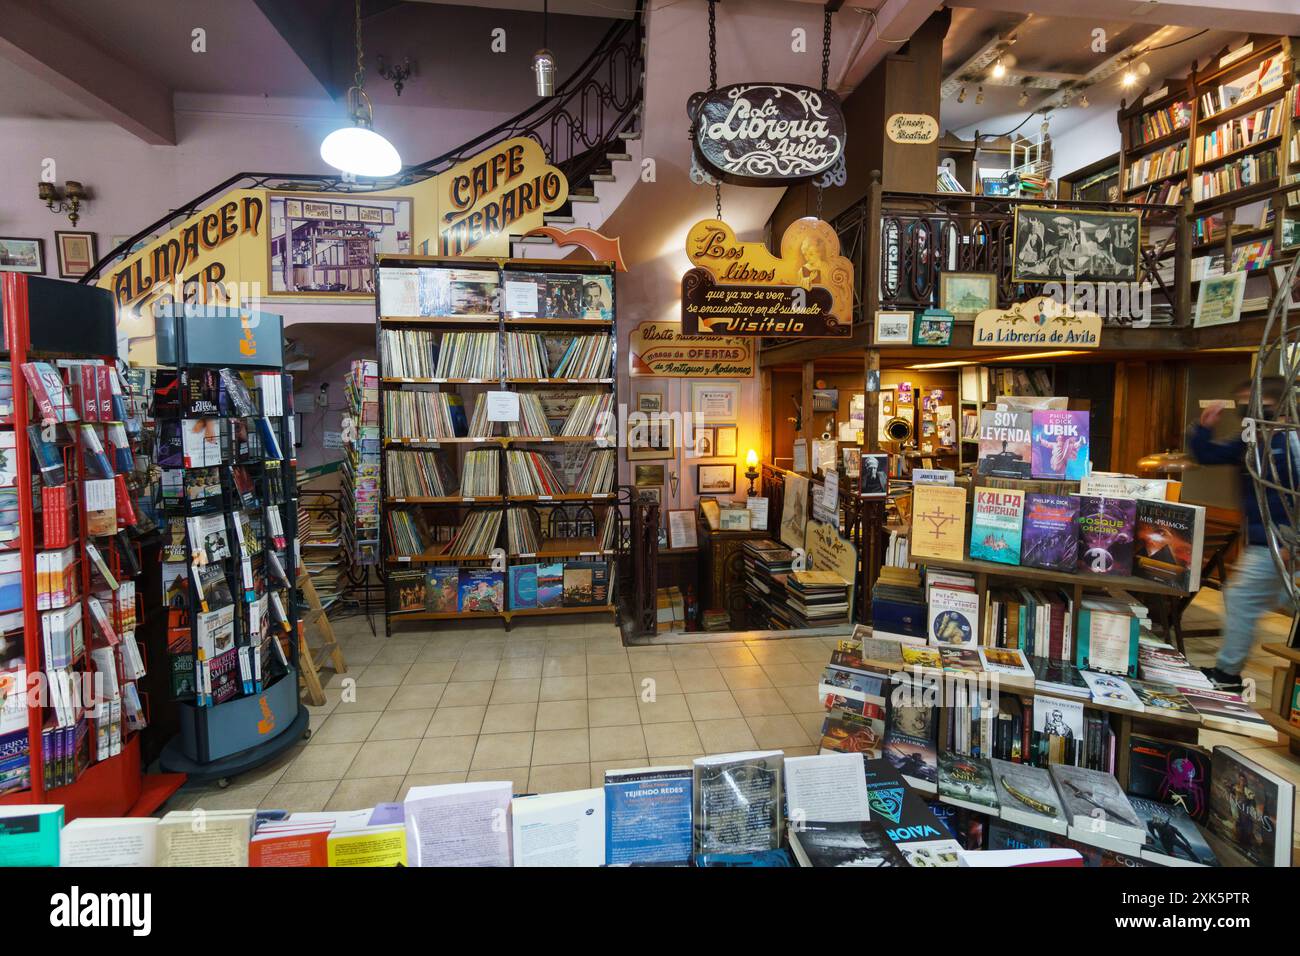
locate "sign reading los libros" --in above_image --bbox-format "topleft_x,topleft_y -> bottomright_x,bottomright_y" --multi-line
689,83 -> 845,185
681,217 -> 853,337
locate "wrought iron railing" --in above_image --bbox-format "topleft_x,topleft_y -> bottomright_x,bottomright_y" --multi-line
825,177 -> 1191,329
80,6 -> 644,284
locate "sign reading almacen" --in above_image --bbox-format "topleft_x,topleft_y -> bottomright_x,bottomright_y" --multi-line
681,218 -> 853,337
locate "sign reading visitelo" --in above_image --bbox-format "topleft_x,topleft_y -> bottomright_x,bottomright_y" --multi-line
689,83 -> 845,185
681,217 -> 853,337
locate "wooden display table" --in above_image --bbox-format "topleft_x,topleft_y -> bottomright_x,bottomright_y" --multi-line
1262,643 -> 1300,756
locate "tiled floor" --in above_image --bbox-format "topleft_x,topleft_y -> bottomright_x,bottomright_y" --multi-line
162,589 -> 1300,857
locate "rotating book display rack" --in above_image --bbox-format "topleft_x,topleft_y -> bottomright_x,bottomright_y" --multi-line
375,256 -> 623,635
154,307 -> 308,784
0,273 -> 183,817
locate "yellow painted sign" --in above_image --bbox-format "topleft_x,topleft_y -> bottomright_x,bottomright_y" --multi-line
803,518 -> 858,612
683,217 -> 853,336
972,296 -> 1102,348
628,320 -> 754,378
100,136 -> 568,364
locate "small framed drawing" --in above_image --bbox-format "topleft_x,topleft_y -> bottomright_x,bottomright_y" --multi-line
842,447 -> 861,477
859,453 -> 889,497
689,380 -> 739,423
697,463 -> 736,495
637,487 -> 662,506
0,237 -> 44,274
637,392 -> 663,413
667,509 -> 698,549
875,310 -> 913,344
690,425 -> 716,458
627,417 -> 676,460
55,231 -> 97,279
715,424 -> 738,457
1194,271 -> 1247,328
939,272 -> 997,320
635,464 -> 666,487
913,309 -> 954,346
719,507 -> 752,531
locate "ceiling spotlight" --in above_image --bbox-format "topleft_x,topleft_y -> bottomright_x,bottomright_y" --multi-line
976,86 -> 985,105
957,85 -> 967,103
533,0 -> 556,96
1121,70 -> 1137,87
991,58 -> 1007,80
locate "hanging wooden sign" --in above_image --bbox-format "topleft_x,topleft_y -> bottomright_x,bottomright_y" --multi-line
688,83 -> 846,185
972,297 -> 1103,348
628,320 -> 754,377
682,217 -> 853,337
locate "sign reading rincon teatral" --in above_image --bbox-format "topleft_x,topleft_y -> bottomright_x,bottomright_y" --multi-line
681,217 -> 853,337
689,83 -> 846,185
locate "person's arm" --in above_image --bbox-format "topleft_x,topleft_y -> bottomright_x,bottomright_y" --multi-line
1187,423 -> 1245,466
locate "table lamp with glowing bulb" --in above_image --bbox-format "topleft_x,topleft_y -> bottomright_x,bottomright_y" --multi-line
744,449 -> 760,496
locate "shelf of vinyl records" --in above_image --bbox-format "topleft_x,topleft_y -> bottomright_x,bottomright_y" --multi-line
375,255 -> 619,634
1,272 -> 163,815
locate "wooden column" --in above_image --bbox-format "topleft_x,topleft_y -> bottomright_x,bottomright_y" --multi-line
800,359 -> 815,475
760,367 -> 773,466
865,347 -> 880,452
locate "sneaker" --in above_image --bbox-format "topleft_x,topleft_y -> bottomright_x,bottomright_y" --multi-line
1199,666 -> 1244,692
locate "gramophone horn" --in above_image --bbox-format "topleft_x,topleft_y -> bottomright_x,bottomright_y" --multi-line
884,417 -> 913,442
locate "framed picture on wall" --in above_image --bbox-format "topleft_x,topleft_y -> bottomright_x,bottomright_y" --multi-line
690,426 -> 716,458
55,231 -> 97,279
1011,205 -> 1140,283
637,487 -> 662,506
689,381 -> 739,423
268,192 -> 413,295
859,453 -> 889,497
1194,271 -> 1247,328
939,272 -> 996,320
913,309 -> 955,346
636,392 -> 663,413
697,464 -> 736,495
881,390 -> 895,416
627,417 -> 676,460
715,424 -> 738,457
874,310 -> 913,344
0,237 -> 44,274
635,464 -> 665,487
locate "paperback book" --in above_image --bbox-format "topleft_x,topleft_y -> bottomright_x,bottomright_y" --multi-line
969,487 -> 1024,565
977,409 -> 1032,478
1020,493 -> 1079,571
1134,499 -> 1206,590
1074,494 -> 1137,576
693,752 -> 783,856
1031,410 -> 1090,479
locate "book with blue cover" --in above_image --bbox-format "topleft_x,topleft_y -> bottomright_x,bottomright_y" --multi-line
509,563 -> 538,610
1031,410 -> 1090,479
604,766 -> 693,866
458,569 -> 504,613
969,487 -> 1024,565
0,805 -> 63,866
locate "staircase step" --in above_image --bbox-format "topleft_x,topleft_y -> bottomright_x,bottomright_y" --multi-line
605,153 -> 632,162
544,215 -> 576,224
590,173 -> 616,182
569,192 -> 599,203
618,130 -> 640,141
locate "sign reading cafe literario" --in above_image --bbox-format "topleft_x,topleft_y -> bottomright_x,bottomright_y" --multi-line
681,218 -> 853,337
689,83 -> 845,185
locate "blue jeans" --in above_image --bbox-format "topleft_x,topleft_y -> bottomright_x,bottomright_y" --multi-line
1219,544 -> 1294,673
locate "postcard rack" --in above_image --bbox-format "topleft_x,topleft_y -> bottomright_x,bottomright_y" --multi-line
154,306 -> 308,785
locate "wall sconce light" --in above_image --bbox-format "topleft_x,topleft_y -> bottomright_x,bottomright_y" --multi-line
38,180 -> 88,227
377,55 -> 414,96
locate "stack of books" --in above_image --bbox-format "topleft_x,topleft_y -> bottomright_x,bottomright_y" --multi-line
786,571 -> 850,627
742,539 -> 796,630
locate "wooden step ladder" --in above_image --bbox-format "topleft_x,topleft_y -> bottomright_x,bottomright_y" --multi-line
297,566 -> 347,706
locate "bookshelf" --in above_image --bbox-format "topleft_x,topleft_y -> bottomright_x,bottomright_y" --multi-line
0,272 -> 183,817
375,255 -> 622,634
1118,79 -> 1193,205
153,307 -> 308,783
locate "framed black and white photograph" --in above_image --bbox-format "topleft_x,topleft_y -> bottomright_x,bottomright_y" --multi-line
627,417 -> 676,461
859,453 -> 889,497
0,237 -> 44,274
697,463 -> 736,495
875,310 -> 913,344
637,486 -> 662,506
636,392 -> 663,414
1011,206 -> 1140,282
690,425 -> 716,459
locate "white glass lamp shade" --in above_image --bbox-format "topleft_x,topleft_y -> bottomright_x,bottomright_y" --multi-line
320,124 -> 402,177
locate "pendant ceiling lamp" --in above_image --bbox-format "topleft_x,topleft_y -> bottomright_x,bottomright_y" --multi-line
533,0 -> 556,97
321,0 -> 402,177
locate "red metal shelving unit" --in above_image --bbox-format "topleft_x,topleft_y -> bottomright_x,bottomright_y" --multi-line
0,271 -> 184,818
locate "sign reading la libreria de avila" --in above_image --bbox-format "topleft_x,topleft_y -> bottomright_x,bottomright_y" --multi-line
690,83 -> 845,185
